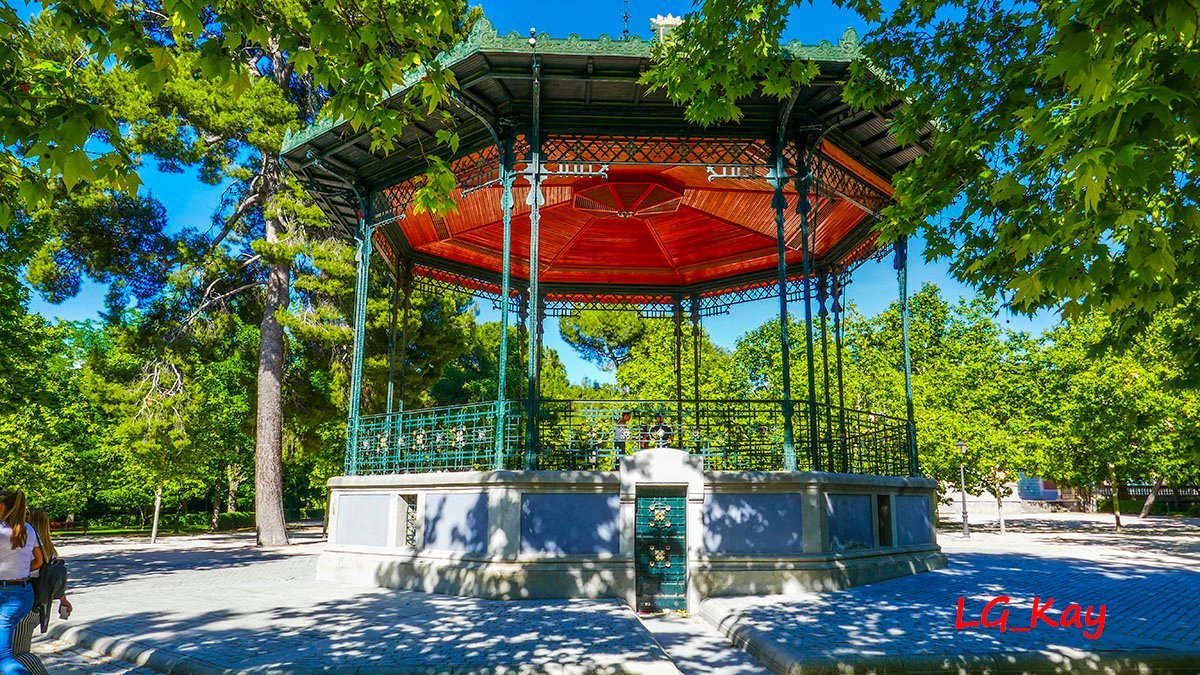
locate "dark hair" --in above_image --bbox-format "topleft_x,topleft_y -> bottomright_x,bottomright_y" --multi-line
0,489 -> 28,549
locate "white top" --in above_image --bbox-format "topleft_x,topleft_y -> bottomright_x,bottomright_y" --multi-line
0,522 -> 40,581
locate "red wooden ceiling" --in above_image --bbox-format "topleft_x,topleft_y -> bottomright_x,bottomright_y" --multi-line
394,163 -> 880,289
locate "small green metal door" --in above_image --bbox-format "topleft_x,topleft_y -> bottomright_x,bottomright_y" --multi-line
635,487 -> 687,612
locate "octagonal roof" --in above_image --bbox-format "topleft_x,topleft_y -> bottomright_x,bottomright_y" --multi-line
281,17 -> 932,307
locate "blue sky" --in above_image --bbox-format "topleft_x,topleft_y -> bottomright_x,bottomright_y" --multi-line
27,0 -> 1060,384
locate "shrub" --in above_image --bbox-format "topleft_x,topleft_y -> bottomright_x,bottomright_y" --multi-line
1096,498 -> 1168,515
1186,503 -> 1200,518
217,511 -> 256,530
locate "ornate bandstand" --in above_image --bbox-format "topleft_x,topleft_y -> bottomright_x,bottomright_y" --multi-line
282,18 -> 945,613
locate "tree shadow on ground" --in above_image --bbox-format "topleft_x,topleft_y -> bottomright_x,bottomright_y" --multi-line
61,531 -> 324,590
707,550 -> 1200,673
58,592 -> 671,672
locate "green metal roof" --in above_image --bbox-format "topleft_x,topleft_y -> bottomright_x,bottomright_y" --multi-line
281,17 -> 864,155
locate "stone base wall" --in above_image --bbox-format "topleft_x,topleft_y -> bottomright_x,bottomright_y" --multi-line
318,449 -> 946,611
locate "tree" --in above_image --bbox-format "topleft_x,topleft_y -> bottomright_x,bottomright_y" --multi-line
1040,312 -> 1198,530
16,0 -> 479,545
645,0 -> 1200,369
559,311 -> 649,372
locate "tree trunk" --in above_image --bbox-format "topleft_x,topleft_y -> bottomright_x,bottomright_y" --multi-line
150,487 -> 163,544
227,465 -> 241,513
254,166 -> 291,548
1139,475 -> 1163,518
1107,464 -> 1122,532
210,470 -> 223,532
996,493 -> 1005,535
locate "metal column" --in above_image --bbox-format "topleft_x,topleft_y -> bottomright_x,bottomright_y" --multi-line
397,264 -> 411,413
690,296 -> 701,439
494,135 -> 516,469
833,272 -> 848,473
896,236 -> 919,476
345,194 -> 374,475
524,53 -> 544,469
795,138 -> 821,471
770,138 -> 797,471
818,273 -> 833,472
386,265 -> 399,415
673,297 -> 684,443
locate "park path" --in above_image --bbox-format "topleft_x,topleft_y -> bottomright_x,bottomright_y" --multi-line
36,529 -> 678,673
699,513 -> 1200,673
32,514 -> 1200,673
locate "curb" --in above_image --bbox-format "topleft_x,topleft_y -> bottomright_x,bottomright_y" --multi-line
46,622 -> 228,674
697,600 -> 1200,674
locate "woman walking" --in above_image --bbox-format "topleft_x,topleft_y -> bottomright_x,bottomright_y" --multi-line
12,509 -> 68,674
0,489 -> 42,675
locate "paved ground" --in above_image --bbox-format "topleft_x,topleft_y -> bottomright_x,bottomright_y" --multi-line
700,513 -> 1200,673
638,615 -> 767,675
31,529 -> 677,673
29,513 -> 1200,673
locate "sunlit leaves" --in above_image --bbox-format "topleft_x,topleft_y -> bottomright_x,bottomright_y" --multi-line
651,0 -> 1200,372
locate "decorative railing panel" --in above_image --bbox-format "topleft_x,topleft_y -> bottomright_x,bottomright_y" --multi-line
350,398 -> 910,476
353,401 -> 523,475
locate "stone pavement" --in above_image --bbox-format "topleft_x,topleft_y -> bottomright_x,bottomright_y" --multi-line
699,513 -> 1200,673
31,514 -> 1200,673
34,530 -> 678,674
637,615 -> 767,675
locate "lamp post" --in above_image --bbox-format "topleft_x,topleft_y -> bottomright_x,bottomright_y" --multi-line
955,440 -> 969,538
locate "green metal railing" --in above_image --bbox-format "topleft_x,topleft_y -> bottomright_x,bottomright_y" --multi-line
347,398 -> 910,476
351,401 -> 524,475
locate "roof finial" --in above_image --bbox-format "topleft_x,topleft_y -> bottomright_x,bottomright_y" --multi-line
649,14 -> 683,40
622,0 -> 630,39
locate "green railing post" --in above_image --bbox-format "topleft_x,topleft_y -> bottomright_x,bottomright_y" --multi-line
896,236 -> 919,476
345,192 -> 374,476
494,134 -> 515,470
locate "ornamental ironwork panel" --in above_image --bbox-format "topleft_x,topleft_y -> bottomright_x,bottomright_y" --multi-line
349,397 -> 909,476
543,135 -> 771,168
353,401 -> 523,475
410,264 -> 522,314
402,495 -> 418,547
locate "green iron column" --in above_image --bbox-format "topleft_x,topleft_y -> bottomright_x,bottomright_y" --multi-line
398,263 -> 412,413
817,273 -> 833,471
690,296 -> 701,441
801,139 -> 820,470
794,138 -> 821,471
494,135 -> 516,469
673,297 -> 684,445
769,138 -> 797,470
524,53 -> 543,469
386,264 -> 399,415
833,272 -> 848,472
896,236 -> 919,476
345,194 -> 374,476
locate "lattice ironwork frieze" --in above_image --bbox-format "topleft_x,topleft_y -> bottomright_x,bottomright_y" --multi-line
543,134 -> 772,167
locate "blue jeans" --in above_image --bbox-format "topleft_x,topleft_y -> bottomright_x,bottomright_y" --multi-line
0,585 -> 32,675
